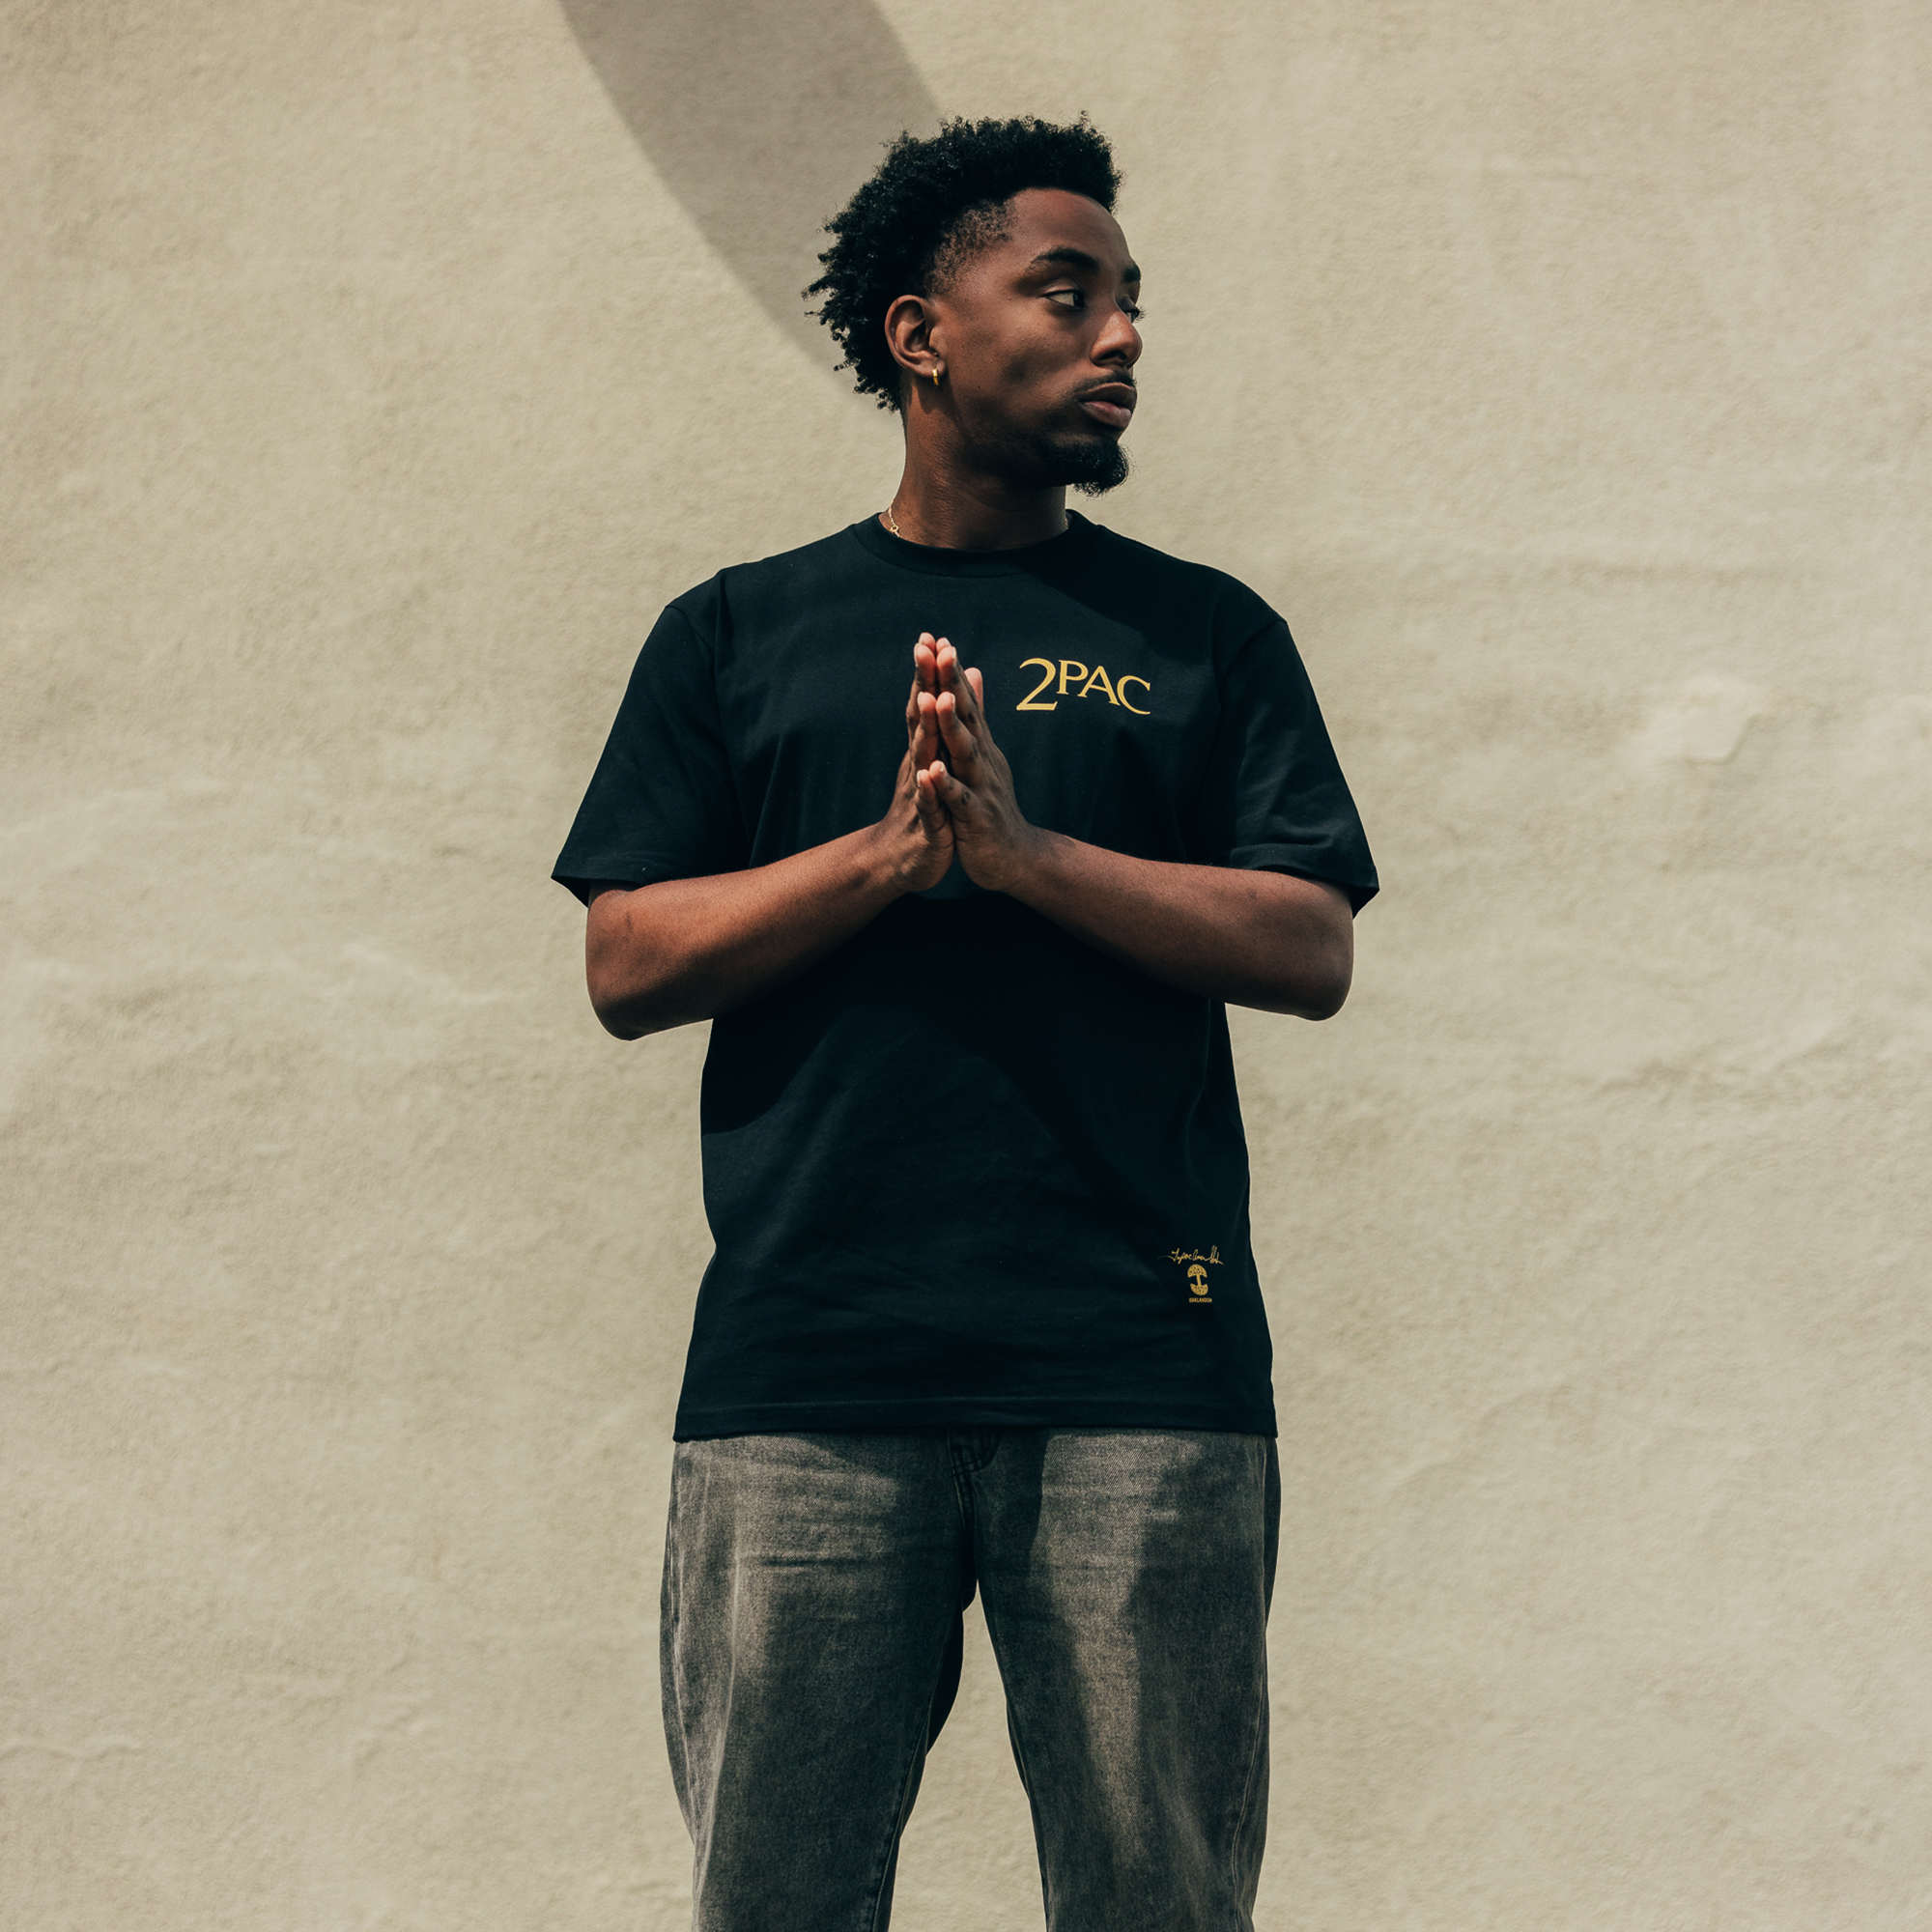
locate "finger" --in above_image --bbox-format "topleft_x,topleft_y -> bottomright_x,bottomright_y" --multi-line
925,759 -> 971,810
954,656 -> 996,751
908,654 -> 947,743
936,642 -> 985,730
913,764 -> 950,830
912,690 -> 941,765
935,691 -> 981,768
906,639 -> 936,731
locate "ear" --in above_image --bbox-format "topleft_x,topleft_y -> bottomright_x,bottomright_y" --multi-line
882,293 -> 945,393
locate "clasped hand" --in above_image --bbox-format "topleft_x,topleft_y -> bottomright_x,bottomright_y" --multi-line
885,633 -> 1040,895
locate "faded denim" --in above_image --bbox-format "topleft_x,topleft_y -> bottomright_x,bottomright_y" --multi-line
662,1428 -> 1279,1931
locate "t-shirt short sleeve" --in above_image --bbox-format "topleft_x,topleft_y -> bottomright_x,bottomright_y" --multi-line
1186,616 -> 1379,911
552,599 -> 748,903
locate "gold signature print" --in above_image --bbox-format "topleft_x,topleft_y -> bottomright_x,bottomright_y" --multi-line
1166,1245 -> 1223,1303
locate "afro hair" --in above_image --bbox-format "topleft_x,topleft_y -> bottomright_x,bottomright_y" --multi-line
807,115 -> 1121,412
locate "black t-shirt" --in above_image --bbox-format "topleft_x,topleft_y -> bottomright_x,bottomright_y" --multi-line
554,513 -> 1377,1439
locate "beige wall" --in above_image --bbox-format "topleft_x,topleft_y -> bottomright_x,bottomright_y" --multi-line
6,2 -> 1929,1925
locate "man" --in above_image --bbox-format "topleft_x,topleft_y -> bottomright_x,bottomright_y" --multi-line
554,116 -> 1377,1931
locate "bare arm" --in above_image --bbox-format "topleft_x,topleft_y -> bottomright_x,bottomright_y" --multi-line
582,647 -> 955,1038
913,638 -> 1354,1020
584,632 -> 1354,1037
997,836 -> 1351,1017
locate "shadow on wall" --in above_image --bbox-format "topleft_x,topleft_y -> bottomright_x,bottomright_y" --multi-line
558,0 -> 941,362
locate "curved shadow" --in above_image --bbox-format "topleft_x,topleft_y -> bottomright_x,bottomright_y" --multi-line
559,0 -> 942,361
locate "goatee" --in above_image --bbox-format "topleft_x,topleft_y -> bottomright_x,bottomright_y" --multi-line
984,426 -> 1132,497
1062,437 -> 1131,497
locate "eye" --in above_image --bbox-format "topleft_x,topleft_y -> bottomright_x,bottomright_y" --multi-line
1045,288 -> 1086,310
1121,300 -> 1145,324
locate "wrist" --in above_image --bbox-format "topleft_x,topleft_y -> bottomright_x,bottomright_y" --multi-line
855,814 -> 931,899
977,821 -> 1053,897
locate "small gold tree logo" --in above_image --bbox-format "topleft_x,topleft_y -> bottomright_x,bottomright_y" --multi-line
1167,1246 -> 1222,1302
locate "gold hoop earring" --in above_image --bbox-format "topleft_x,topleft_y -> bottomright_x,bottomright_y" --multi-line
931,367 -> 941,386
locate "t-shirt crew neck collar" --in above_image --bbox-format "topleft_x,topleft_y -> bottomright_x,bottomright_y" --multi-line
848,508 -> 1105,577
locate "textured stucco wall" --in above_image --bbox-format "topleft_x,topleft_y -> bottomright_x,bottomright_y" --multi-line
6,3 -> 1929,1926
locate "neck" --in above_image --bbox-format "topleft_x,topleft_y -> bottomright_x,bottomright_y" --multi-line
884,452 -> 1068,553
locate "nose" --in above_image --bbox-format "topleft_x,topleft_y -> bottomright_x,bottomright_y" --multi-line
1094,300 -> 1142,368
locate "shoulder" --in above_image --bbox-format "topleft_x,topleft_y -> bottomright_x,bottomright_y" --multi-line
650,526 -> 870,646
707,526 -> 865,608
1082,526 -> 1286,649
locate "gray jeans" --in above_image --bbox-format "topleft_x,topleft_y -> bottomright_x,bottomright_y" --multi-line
662,1428 -> 1279,1931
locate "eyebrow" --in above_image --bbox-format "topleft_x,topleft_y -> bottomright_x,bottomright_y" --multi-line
1026,245 -> 1143,283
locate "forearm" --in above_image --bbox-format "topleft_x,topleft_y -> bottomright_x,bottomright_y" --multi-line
584,825 -> 907,1038
584,644 -> 966,1039
913,639 -> 1351,1017
1003,831 -> 1353,1018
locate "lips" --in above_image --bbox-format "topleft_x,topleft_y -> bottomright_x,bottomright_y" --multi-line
1077,384 -> 1136,431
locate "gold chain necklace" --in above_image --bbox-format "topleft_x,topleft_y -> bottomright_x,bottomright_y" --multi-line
883,501 -> 904,538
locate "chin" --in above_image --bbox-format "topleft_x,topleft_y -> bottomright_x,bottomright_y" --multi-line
994,429 -> 1131,497
1028,437 -> 1128,495
1065,439 -> 1131,497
